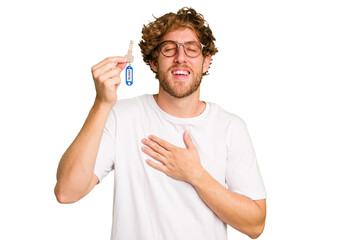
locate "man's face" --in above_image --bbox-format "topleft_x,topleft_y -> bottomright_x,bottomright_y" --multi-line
150,28 -> 212,98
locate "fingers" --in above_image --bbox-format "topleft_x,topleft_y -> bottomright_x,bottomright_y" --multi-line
141,138 -> 169,157
141,146 -> 167,165
92,61 -> 117,79
107,76 -> 121,90
96,67 -> 121,83
183,131 -> 194,149
145,159 -> 168,173
147,135 -> 174,151
91,56 -> 127,106
91,56 -> 128,72
92,58 -> 127,79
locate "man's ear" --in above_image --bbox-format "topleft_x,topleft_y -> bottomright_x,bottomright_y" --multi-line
149,60 -> 158,72
202,55 -> 212,74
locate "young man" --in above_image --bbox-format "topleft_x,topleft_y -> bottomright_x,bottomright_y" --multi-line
55,7 -> 266,240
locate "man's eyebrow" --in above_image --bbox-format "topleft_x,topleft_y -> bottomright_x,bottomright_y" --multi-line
162,40 -> 199,43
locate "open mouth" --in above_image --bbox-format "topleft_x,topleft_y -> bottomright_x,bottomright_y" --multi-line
171,68 -> 191,77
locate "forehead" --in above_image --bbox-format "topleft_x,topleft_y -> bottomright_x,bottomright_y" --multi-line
162,28 -> 199,42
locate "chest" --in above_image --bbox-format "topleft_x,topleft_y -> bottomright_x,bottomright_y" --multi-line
115,117 -> 228,185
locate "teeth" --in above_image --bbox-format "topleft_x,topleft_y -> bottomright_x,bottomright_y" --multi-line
173,70 -> 189,75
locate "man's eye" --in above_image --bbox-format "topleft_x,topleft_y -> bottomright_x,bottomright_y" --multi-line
164,47 -> 176,52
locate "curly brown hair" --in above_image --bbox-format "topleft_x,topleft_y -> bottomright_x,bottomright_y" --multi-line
139,7 -> 218,76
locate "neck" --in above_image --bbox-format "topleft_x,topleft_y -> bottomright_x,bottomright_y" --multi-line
154,89 -> 206,118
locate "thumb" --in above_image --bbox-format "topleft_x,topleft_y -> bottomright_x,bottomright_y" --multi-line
183,130 -> 194,149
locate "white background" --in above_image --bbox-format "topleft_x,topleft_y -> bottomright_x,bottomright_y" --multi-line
1,0 -> 359,239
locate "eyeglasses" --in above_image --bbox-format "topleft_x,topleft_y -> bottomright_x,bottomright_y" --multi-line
158,40 -> 205,58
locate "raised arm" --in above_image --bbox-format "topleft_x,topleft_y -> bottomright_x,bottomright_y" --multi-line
54,57 -> 127,203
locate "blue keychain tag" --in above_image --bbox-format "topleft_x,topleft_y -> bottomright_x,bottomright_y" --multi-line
125,65 -> 133,86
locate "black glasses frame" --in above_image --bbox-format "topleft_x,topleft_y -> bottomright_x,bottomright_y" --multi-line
158,40 -> 206,58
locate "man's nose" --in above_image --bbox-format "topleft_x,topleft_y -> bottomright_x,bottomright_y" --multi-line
173,45 -> 187,63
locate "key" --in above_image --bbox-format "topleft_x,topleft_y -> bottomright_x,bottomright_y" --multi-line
124,40 -> 134,86
124,40 -> 134,64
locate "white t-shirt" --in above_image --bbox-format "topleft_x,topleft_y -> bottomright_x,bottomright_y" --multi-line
94,94 -> 266,240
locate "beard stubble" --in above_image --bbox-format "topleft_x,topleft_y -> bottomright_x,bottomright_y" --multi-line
156,64 -> 203,98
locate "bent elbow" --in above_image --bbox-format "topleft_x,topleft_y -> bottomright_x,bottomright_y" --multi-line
54,184 -> 79,204
249,232 -> 261,239
55,192 -> 76,204
248,223 -> 265,239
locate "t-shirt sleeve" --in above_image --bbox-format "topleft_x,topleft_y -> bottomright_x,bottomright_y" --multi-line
94,108 -> 116,183
225,118 -> 266,200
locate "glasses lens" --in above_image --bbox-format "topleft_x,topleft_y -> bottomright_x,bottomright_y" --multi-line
185,42 -> 202,57
160,41 -> 177,57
